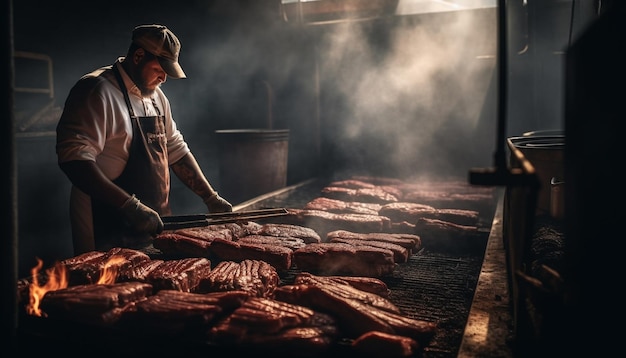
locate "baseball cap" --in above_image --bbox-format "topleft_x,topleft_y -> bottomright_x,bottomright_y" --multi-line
132,24 -> 187,79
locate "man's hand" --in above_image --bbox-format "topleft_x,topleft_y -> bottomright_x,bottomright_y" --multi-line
119,195 -> 164,236
204,192 -> 233,213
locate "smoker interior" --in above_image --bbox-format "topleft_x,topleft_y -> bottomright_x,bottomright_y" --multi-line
238,178 -> 500,357
18,177 -> 502,357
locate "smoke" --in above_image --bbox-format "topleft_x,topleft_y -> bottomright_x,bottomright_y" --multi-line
315,10 -> 497,179
160,4 -> 498,187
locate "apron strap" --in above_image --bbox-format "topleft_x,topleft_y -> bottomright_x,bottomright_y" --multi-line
112,64 -> 137,118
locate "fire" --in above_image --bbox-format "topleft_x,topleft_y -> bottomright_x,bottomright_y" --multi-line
26,255 -> 125,316
27,258 -> 68,317
97,256 -> 125,284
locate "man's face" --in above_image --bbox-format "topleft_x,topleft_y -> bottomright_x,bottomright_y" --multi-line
134,49 -> 167,97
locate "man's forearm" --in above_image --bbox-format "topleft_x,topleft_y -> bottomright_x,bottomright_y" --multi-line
170,152 -> 217,200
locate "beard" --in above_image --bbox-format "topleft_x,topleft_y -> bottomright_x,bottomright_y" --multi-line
127,60 -> 160,97
136,75 -> 160,97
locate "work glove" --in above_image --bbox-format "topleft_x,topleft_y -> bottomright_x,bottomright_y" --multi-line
119,195 -> 164,236
204,192 -> 233,213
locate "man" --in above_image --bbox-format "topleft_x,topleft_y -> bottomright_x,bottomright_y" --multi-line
56,24 -> 232,255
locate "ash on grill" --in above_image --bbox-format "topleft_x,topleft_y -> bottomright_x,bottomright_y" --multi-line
18,176 -> 497,357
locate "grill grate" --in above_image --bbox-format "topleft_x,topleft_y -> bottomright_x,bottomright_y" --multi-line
239,178 -> 492,357
272,250 -> 486,358
386,253 -> 485,357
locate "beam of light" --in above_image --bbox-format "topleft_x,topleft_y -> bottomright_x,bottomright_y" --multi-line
462,309 -> 490,344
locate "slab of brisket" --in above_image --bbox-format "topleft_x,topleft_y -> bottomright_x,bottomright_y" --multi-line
290,272 -> 399,313
174,222 -> 263,237
60,248 -> 151,285
388,221 -> 419,234
60,250 -> 106,267
236,325 -> 339,356
253,223 -> 322,244
237,235 -> 306,251
414,217 -> 487,254
59,250 -> 107,285
174,226 -> 234,241
176,222 -> 261,240
153,232 -> 213,258
328,179 -> 405,199
209,297 -> 339,355
209,237 -> 293,271
321,186 -> 399,204
292,242 -> 396,277
216,222 -> 262,238
349,175 -> 407,187
327,179 -> 377,189
274,208 -> 391,238
117,259 -> 164,283
351,330 -> 419,357
378,202 -> 480,226
144,257 -> 212,292
328,237 -> 409,263
39,281 -> 153,325
197,259 -> 279,298
273,283 -> 436,346
294,272 -> 391,298
326,230 -> 421,253
304,197 -> 382,216
220,297 -> 319,334
400,187 -> 496,213
121,289 -> 249,336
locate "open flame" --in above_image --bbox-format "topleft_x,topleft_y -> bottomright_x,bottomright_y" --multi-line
27,258 -> 68,317
26,255 -> 125,317
97,256 -> 125,285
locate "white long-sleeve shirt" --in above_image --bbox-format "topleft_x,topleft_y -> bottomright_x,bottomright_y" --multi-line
56,58 -> 190,252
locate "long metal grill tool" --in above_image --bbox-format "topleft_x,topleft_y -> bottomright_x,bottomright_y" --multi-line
161,208 -> 289,230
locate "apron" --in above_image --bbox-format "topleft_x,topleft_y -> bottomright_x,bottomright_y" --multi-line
91,65 -> 171,251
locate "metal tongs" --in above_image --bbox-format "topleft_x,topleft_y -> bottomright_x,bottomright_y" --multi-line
161,208 -> 289,230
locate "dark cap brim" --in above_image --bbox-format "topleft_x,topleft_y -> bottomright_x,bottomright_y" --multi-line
157,57 -> 186,79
